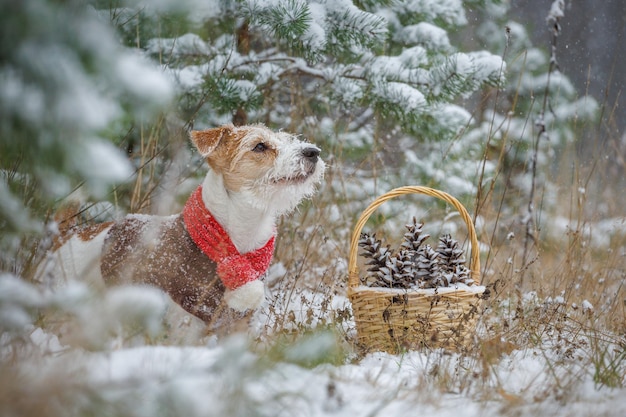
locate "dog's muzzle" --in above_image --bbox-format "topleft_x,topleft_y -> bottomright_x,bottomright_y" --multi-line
301,146 -> 322,177
301,146 -> 321,164
271,146 -> 322,185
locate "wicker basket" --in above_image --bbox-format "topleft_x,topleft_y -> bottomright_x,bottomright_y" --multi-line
348,186 -> 484,353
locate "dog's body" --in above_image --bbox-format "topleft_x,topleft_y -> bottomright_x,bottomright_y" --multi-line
36,124 -> 324,343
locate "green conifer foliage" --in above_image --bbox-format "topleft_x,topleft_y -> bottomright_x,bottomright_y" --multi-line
142,0 -> 505,141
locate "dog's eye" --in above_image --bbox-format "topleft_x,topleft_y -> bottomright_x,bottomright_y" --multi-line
252,142 -> 268,152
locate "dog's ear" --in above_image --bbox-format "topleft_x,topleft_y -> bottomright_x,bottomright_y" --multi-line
189,125 -> 233,157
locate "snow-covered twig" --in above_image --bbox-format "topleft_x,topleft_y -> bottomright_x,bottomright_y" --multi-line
520,0 -> 565,288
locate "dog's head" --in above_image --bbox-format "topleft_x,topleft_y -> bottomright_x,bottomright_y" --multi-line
190,124 -> 325,214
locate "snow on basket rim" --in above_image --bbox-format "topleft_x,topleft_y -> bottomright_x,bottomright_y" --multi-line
353,283 -> 486,295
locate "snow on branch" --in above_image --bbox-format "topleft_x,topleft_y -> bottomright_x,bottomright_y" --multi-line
395,22 -> 452,52
325,0 -> 387,52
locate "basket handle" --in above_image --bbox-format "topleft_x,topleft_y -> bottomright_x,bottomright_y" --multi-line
348,186 -> 481,289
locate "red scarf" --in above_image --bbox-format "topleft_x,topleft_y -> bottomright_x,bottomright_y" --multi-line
182,186 -> 275,291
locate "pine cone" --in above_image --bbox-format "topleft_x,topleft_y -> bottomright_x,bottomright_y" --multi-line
415,244 -> 440,288
428,274 -> 450,288
384,255 -> 404,287
372,262 -> 395,287
436,234 -> 466,274
359,233 -> 381,260
400,217 -> 430,253
450,264 -> 474,286
358,232 -> 393,286
390,249 -> 416,288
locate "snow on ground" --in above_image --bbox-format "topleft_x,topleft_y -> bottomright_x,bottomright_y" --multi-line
12,326 -> 626,417
2,271 -> 624,417
3,267 -> 626,417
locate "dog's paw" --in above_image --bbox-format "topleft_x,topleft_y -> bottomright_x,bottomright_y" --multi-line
224,280 -> 265,312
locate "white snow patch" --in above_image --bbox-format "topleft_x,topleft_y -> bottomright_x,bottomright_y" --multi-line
72,140 -> 133,196
302,2 -> 327,52
375,81 -> 426,112
354,283 -> 486,295
581,300 -> 593,313
468,50 -> 506,83
547,0 -> 565,22
173,65 -> 207,90
397,22 -> 451,51
116,52 -> 174,105
399,0 -> 467,26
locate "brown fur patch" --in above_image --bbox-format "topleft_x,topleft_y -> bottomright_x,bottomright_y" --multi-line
216,149 -> 278,191
193,125 -> 278,191
53,201 -> 81,233
51,222 -> 114,252
190,125 -> 232,157
50,200 -> 114,251
100,215 -> 246,328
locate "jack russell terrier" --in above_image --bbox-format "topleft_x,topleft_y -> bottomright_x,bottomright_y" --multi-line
36,124 -> 325,343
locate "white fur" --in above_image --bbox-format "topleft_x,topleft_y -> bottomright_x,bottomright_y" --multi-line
223,280 -> 266,312
36,227 -> 111,291
201,171 -> 277,254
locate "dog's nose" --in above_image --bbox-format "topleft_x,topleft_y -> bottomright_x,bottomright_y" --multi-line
302,147 -> 320,163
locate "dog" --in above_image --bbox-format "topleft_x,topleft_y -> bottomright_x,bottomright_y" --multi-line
35,124 -> 325,344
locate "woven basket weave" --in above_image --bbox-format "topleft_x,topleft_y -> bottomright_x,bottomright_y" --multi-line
348,186 -> 484,353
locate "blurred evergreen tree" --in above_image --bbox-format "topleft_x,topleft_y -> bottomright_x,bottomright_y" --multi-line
0,0 -> 173,265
